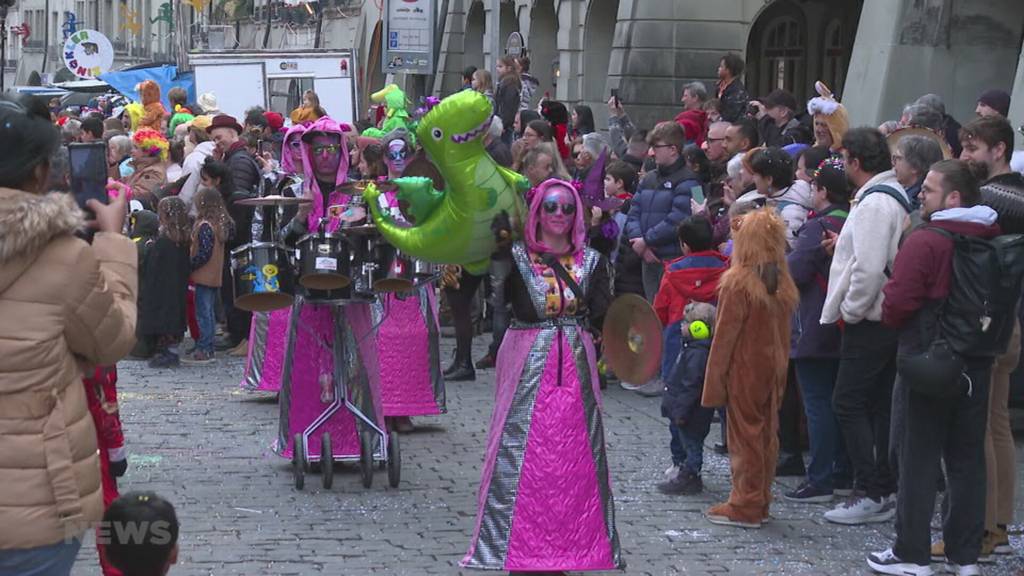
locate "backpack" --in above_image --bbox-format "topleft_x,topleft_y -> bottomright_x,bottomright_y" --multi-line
860,184 -> 912,214
929,228 -> 1024,357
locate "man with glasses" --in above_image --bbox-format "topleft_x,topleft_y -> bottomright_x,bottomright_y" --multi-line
625,120 -> 699,314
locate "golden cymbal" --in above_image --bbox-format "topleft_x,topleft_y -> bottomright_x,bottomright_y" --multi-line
602,294 -> 663,385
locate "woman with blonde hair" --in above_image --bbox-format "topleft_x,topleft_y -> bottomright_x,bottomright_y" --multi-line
290,89 -> 328,125
494,56 -> 522,142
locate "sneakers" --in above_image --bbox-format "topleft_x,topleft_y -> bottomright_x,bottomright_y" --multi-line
824,494 -> 896,525
619,381 -> 643,391
635,379 -> 665,397
783,482 -> 834,503
705,502 -> 761,529
663,464 -> 680,481
833,478 -> 854,497
932,535 -> 996,564
946,564 -> 981,576
147,351 -> 180,369
228,338 -> 249,357
657,471 -> 703,495
987,526 -> 1012,555
181,350 -> 215,365
866,549 -> 933,576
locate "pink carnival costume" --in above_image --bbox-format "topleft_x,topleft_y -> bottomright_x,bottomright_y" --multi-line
242,124 -> 308,393
275,118 -> 385,463
462,179 -> 623,571
374,287 -> 446,417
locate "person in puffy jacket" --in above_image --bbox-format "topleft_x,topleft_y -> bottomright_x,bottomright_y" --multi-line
625,121 -> 699,299
659,301 -> 717,496
0,95 -> 137,575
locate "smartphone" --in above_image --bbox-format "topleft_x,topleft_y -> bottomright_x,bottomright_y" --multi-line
259,140 -> 275,157
691,185 -> 705,204
67,142 -> 109,214
610,88 -> 620,107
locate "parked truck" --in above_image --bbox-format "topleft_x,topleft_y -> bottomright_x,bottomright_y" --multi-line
187,49 -> 359,126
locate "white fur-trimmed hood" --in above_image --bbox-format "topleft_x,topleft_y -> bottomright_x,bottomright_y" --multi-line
0,187 -> 85,264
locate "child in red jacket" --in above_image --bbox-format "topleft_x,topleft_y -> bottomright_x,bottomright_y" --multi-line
652,216 -> 727,479
82,366 -> 127,576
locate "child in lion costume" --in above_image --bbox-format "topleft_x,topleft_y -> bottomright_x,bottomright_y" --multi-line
701,207 -> 798,529
137,80 -> 168,132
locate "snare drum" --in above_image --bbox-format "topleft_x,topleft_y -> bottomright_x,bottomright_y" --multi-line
297,233 -> 351,291
232,243 -> 296,312
413,259 -> 439,278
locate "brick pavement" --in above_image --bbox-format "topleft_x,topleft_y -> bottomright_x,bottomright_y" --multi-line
73,336 -> 1024,575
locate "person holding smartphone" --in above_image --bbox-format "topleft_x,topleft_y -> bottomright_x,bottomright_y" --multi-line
0,95 -> 137,576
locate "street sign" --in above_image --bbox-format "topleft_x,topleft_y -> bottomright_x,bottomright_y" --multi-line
63,29 -> 114,80
505,31 -> 524,57
382,0 -> 436,76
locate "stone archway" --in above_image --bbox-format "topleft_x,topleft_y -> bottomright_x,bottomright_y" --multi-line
526,0 -> 557,104
499,0 -> 518,53
582,0 -> 620,129
465,1 -> 485,70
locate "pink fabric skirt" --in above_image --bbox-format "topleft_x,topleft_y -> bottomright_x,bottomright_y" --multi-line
375,287 -> 446,417
276,301 -> 384,462
462,323 -> 623,571
241,309 -> 290,393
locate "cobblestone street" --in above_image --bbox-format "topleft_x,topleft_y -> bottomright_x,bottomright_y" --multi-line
72,337 -> 1024,576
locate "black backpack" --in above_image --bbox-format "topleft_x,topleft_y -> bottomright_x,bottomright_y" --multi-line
930,228 -> 1024,357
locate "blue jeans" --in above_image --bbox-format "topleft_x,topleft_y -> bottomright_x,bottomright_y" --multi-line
669,423 -> 706,475
795,357 -> 851,490
0,538 -> 81,576
195,284 -> 218,354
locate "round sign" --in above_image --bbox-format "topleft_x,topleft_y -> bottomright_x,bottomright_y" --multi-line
505,31 -> 524,57
63,29 -> 114,79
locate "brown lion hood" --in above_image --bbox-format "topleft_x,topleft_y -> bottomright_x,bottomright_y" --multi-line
0,187 -> 85,293
720,207 -> 799,312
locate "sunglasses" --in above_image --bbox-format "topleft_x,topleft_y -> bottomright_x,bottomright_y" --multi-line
388,148 -> 409,161
312,144 -> 342,155
288,140 -> 302,149
542,200 -> 576,215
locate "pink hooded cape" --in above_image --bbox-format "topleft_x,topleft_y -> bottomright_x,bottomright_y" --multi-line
300,117 -> 352,231
281,124 -> 307,174
525,178 -> 587,257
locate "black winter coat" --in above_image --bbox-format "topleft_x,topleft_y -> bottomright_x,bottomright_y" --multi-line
139,236 -> 190,337
661,338 -> 714,438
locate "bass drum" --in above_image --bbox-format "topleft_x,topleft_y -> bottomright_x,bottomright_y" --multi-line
232,243 -> 296,312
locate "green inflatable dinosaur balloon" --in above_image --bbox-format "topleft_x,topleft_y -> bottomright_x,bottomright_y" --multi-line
363,90 -> 528,276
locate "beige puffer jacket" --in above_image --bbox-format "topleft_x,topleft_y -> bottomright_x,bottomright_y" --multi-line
0,188 -> 137,549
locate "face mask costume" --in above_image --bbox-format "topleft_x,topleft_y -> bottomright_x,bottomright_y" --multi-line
300,116 -> 351,232
525,178 -> 587,256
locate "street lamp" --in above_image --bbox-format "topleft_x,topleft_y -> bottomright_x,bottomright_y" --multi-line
0,0 -> 13,93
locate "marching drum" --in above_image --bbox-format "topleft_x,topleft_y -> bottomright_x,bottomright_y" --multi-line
232,243 -> 296,312
374,250 -> 416,293
297,232 -> 352,291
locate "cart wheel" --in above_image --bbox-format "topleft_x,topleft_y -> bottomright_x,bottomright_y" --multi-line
387,430 -> 401,488
359,431 -> 374,489
321,433 -> 334,490
292,433 -> 305,490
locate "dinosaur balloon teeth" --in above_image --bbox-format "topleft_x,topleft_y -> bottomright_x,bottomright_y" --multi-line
451,119 -> 490,144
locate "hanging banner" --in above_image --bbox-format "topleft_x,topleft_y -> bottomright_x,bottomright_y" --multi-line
63,30 -> 115,79
382,0 -> 436,75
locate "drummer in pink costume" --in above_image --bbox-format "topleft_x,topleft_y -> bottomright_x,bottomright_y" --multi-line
241,124 -> 307,393
374,128 -> 446,431
462,178 -> 623,572
275,117 -> 384,462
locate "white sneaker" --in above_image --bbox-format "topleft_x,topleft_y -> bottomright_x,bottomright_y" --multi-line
946,564 -> 981,576
663,464 -> 680,481
619,381 -> 643,391
867,549 -> 933,576
825,495 -> 896,525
